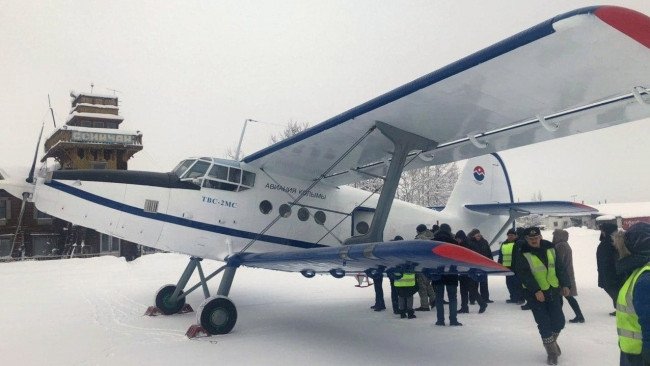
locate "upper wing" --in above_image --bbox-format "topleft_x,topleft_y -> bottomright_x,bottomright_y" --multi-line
233,240 -> 508,275
243,6 -> 650,186
465,201 -> 598,216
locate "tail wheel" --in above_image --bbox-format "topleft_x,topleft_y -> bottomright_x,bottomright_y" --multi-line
198,296 -> 237,335
155,284 -> 186,315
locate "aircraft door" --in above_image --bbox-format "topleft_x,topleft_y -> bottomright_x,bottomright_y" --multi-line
351,207 -> 375,237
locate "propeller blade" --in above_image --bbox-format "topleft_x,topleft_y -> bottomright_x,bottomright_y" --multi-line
48,94 -> 57,128
10,192 -> 29,256
26,122 -> 45,184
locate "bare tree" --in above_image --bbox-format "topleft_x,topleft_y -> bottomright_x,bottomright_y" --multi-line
269,120 -> 310,145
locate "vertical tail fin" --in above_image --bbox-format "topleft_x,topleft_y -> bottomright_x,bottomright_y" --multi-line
443,153 -> 513,244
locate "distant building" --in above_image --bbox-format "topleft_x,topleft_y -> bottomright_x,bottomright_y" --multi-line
0,92 -> 144,260
540,202 -> 650,230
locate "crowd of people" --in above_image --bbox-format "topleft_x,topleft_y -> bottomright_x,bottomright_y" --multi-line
366,221 -> 650,366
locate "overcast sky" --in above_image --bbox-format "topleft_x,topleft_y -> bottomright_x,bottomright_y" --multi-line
1,0 -> 649,204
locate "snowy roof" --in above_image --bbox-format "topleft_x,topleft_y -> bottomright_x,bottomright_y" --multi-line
593,202 -> 650,218
72,103 -> 119,110
66,112 -> 124,123
71,91 -> 119,100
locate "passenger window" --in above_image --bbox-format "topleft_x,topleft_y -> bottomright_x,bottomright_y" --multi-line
259,200 -> 272,214
314,211 -> 326,225
209,165 -> 228,180
297,207 -> 310,221
356,221 -> 369,234
279,204 -> 292,218
228,168 -> 241,184
184,161 -> 210,179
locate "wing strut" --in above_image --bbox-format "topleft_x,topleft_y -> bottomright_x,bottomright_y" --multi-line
238,126 -> 377,253
345,121 -> 437,245
487,208 -> 529,251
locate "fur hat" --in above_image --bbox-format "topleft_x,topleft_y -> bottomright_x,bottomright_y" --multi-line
506,228 -> 517,236
624,222 -> 650,256
599,222 -> 618,235
439,223 -> 452,234
416,224 -> 428,233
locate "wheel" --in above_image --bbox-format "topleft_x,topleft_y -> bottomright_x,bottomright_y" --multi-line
329,268 -> 346,278
155,284 -> 186,315
301,269 -> 316,278
198,296 -> 238,335
364,268 -> 382,279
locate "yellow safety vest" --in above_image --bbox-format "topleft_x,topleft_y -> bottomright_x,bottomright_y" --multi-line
394,273 -> 416,287
501,242 -> 515,267
522,249 -> 559,290
617,263 -> 650,355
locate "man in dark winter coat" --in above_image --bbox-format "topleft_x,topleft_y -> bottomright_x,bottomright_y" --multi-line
432,223 -> 462,326
597,222 -> 624,315
468,228 -> 494,303
513,227 -> 571,365
457,229 -> 488,314
613,223 -> 650,366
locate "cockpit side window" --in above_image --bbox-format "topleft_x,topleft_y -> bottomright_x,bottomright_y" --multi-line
228,168 -> 241,184
183,161 -> 210,179
242,171 -> 256,187
172,159 -> 194,178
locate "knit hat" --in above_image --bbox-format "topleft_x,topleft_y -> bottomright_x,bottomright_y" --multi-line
624,222 -> 650,256
416,224 -> 428,233
506,228 -> 516,236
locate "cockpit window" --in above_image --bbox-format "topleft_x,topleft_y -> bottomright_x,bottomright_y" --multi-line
172,159 -> 194,178
228,168 -> 241,184
175,158 -> 256,192
209,165 -> 228,181
183,161 -> 210,179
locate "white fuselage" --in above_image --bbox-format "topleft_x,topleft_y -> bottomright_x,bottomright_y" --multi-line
32,168 -> 458,261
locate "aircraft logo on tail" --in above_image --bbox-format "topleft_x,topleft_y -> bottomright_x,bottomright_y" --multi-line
473,166 -> 485,182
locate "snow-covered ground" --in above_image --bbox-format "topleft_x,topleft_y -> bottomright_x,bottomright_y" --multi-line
0,227 -> 619,365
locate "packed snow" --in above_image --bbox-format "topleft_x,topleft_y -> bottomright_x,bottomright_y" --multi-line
0,227 -> 621,365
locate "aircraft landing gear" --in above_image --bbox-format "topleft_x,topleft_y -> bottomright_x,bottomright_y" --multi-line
145,256 -> 241,337
197,296 -> 238,335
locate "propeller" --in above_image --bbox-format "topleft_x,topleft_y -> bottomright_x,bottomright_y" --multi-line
10,120 -> 46,257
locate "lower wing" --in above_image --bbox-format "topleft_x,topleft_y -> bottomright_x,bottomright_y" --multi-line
232,240 -> 509,278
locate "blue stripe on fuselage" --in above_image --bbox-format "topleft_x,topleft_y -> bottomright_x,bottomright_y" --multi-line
45,180 -> 327,249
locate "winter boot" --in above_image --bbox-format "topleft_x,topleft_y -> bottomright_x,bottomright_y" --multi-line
407,310 -> 416,319
543,337 -> 559,365
552,332 -> 561,356
568,315 -> 585,323
400,311 -> 407,319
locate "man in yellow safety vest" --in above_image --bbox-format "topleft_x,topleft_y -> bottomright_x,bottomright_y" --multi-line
513,227 -> 571,365
499,228 -> 524,304
613,222 -> 650,366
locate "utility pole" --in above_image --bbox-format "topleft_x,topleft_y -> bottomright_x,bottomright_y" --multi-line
234,119 -> 258,161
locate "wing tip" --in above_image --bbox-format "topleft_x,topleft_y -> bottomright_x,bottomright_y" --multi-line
595,6 -> 650,48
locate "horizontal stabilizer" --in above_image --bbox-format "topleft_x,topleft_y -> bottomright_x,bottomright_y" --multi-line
465,201 -> 597,216
232,240 -> 509,275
